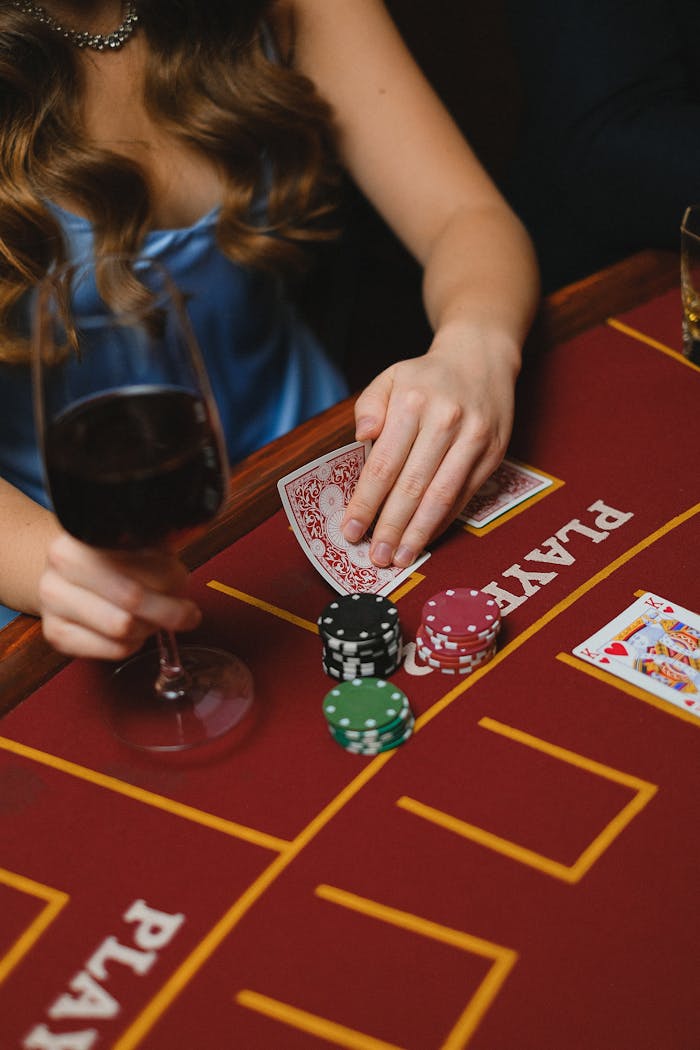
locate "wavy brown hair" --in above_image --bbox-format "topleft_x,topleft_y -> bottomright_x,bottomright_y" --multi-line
0,0 -> 340,360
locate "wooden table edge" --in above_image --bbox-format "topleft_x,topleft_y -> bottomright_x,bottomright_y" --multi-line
0,248 -> 680,711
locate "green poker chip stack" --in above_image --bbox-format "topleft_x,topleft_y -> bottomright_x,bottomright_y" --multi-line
322,677 -> 414,755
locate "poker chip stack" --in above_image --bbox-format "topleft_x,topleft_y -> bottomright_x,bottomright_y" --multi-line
322,678 -> 414,754
416,587 -> 501,675
317,593 -> 402,680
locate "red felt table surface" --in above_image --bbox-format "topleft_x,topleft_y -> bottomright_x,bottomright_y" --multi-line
0,289 -> 698,1049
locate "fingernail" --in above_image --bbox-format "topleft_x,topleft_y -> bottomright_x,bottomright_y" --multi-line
371,541 -> 393,567
343,518 -> 366,544
393,545 -> 414,568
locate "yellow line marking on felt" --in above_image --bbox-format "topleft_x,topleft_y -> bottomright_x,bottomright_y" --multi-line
114,756 -> 398,1049
606,318 -> 700,370
414,501 -> 700,733
207,580 -> 319,633
116,850 -> 295,1050
236,989 -> 405,1050
0,869 -> 69,985
100,502 -> 700,1044
557,651 -> 700,727
207,573 -> 427,629
314,885 -> 517,1050
396,719 -> 657,883
0,736 -> 289,855
388,571 -> 426,601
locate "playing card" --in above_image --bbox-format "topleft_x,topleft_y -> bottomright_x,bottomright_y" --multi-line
458,458 -> 553,528
277,441 -> 430,596
572,592 -> 700,717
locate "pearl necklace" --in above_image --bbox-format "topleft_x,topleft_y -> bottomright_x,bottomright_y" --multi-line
11,1 -> 139,51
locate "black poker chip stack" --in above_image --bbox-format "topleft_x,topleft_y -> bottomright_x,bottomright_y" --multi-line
317,593 -> 403,680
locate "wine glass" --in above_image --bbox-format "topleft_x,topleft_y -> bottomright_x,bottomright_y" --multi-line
32,253 -> 253,751
681,205 -> 700,363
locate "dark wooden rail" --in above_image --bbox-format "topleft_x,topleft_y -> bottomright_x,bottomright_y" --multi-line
0,249 -> 680,713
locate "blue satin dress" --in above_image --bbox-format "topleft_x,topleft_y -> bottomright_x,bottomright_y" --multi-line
0,204 -> 348,627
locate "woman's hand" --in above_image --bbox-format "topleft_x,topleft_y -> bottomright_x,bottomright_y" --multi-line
293,0 -> 539,567
38,531 -> 201,661
341,324 -> 520,568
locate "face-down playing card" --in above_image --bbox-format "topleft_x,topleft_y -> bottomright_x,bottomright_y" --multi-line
573,591 -> 700,717
458,458 -> 553,528
277,441 -> 429,597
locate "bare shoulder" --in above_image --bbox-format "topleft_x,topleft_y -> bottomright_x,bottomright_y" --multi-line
280,0 -> 506,266
284,0 -> 406,55
281,0 -> 426,102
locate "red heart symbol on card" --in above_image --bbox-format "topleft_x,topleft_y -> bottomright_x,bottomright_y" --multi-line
604,642 -> 628,656
599,657 -> 610,664
664,605 -> 674,613
685,700 -> 695,708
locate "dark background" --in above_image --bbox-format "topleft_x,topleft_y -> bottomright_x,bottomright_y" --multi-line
302,1 -> 522,391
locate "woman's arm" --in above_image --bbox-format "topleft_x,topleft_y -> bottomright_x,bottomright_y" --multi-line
289,0 -> 540,567
0,478 -> 61,615
0,478 -> 201,659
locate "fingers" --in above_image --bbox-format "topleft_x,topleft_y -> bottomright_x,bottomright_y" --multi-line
342,352 -> 514,567
39,533 -> 201,661
381,440 -> 500,567
343,389 -> 423,546
41,593 -> 153,663
344,362 -> 466,550
353,371 -> 392,443
49,539 -> 192,609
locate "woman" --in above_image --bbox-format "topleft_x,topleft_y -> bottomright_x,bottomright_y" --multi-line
0,0 -> 538,658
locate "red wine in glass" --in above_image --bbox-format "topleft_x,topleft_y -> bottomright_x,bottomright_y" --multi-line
33,255 -> 253,751
45,386 -> 225,549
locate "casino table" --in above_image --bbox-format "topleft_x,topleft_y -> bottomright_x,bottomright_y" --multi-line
0,250 -> 698,1050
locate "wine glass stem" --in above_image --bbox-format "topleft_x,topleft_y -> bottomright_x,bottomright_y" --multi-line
155,630 -> 190,701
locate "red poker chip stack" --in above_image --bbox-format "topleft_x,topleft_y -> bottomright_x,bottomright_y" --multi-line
416,587 -> 501,675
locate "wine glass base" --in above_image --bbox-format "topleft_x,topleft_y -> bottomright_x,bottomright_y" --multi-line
107,646 -> 254,752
